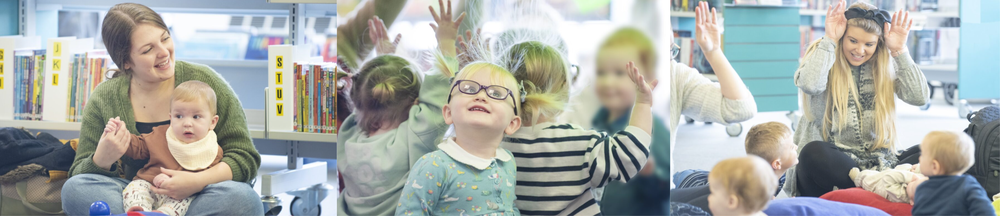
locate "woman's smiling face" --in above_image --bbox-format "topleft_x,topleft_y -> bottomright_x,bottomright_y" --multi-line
841,26 -> 879,66
126,23 -> 175,83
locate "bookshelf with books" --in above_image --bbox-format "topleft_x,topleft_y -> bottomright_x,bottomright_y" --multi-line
66,51 -> 114,122
12,49 -> 46,121
265,44 -> 336,140
292,62 -> 337,134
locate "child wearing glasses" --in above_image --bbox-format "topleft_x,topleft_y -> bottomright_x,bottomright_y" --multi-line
396,62 -> 525,215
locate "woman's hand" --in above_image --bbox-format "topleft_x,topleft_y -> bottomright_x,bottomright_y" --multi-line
626,61 -> 658,106
428,0 -> 466,57
825,0 -> 847,42
152,168 -> 207,200
93,117 -> 131,170
884,10 -> 913,57
368,16 -> 401,56
695,1 -> 722,54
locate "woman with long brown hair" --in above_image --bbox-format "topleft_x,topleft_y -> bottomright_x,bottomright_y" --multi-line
788,0 -> 930,197
61,3 -> 263,215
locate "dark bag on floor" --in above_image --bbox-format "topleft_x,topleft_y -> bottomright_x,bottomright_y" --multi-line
964,105 -> 1000,196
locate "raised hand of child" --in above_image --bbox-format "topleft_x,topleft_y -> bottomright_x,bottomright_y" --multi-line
626,61 -> 658,106
884,10 -> 913,57
457,28 -> 485,68
695,1 -> 722,53
428,0 -> 466,57
825,0 -> 847,42
368,16 -> 401,56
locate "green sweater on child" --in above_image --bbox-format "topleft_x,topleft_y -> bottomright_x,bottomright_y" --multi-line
68,60 -> 261,183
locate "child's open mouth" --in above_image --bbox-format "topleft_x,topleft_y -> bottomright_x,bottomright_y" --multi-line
468,105 -> 490,114
183,131 -> 195,137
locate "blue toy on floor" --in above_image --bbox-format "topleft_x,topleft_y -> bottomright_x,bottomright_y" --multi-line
90,201 -> 169,216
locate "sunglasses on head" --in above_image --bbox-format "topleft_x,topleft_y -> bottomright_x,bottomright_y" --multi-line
447,79 -> 520,115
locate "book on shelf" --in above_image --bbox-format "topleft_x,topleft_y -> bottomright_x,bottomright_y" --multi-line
13,49 -> 46,120
66,51 -> 113,122
293,62 -> 337,134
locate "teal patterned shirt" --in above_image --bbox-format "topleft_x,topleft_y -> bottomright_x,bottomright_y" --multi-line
396,138 -> 519,216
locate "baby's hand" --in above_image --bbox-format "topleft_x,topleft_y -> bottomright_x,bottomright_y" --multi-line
625,61 -> 658,106
153,173 -> 170,188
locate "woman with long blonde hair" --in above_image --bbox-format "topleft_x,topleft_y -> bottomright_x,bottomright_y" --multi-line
787,0 -> 929,197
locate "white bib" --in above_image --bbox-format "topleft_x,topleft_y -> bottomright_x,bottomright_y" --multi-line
165,126 -> 219,170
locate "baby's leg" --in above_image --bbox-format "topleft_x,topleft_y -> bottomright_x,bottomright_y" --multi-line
156,195 -> 194,216
123,180 -> 155,212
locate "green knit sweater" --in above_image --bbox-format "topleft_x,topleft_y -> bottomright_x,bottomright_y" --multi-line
68,60 -> 261,183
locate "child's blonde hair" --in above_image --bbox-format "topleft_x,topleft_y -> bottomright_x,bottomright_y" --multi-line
503,41 -> 568,123
922,131 -> 975,175
350,55 -> 422,134
745,122 -> 793,162
597,27 -> 658,78
453,62 -> 522,115
709,156 -> 778,214
172,80 -> 217,115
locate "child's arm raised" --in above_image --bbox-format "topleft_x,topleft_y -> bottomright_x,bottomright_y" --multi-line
428,0 -> 465,71
368,16 -> 401,56
695,1 -> 750,100
395,154 -> 445,216
795,0 -> 845,95
626,61 -> 656,135
582,62 -> 656,188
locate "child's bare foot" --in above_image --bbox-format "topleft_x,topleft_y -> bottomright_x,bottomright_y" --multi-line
127,206 -> 145,212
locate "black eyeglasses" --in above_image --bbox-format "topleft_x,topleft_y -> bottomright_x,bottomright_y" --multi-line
447,80 -> 519,115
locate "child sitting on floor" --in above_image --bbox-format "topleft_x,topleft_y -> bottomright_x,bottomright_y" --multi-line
395,62 -> 524,215
911,130 -> 995,216
848,163 -> 927,204
707,156 -> 777,216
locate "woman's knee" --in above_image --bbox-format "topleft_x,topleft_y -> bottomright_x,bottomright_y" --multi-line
202,181 -> 259,201
62,174 -> 119,195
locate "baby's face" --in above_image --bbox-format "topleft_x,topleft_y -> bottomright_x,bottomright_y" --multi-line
170,99 -> 218,143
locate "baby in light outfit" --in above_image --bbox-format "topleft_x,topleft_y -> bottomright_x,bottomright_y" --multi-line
108,81 -> 224,216
849,163 -> 928,204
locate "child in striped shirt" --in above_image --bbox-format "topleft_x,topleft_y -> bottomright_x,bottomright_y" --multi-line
499,40 -> 656,215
